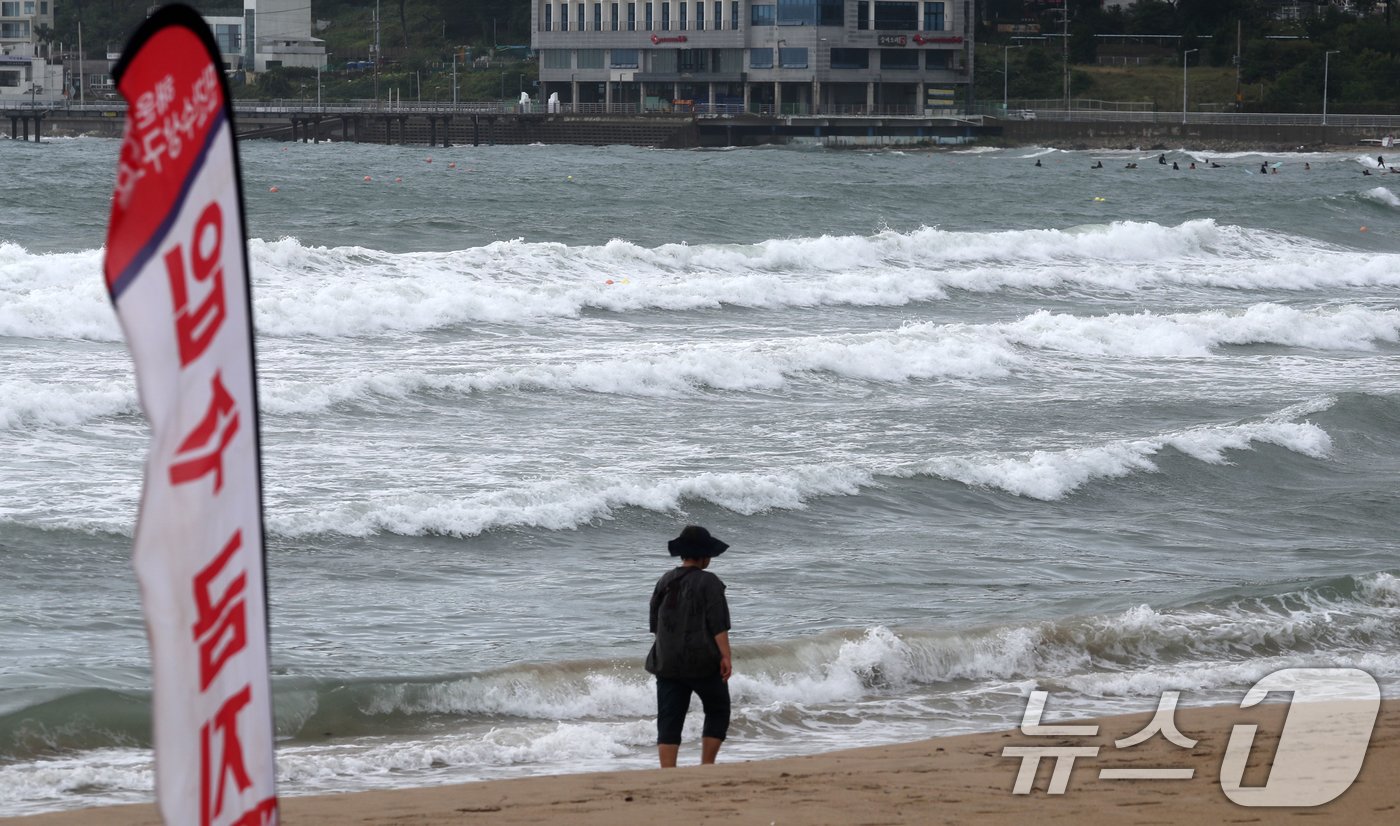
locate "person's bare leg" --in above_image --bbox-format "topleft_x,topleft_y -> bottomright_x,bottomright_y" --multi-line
658,743 -> 679,768
700,736 -> 722,764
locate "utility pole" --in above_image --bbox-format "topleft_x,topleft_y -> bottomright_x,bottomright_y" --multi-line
373,0 -> 381,108
77,20 -> 84,106
1059,5 -> 1069,116
1233,20 -> 1241,111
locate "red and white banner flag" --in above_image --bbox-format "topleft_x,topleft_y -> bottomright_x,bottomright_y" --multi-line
104,6 -> 278,825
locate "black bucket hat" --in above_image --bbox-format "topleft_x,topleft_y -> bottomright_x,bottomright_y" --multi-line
667,525 -> 729,558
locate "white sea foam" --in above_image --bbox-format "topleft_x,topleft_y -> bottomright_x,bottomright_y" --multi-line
1362,186 -> 1400,208
916,419 -> 1331,501
0,379 -> 137,430
264,403 -> 1338,538
0,244 -> 118,341
254,305 -> 1399,414
7,222 -> 1399,340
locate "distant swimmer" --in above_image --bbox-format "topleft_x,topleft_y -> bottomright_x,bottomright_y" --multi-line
1172,161 -> 1180,170
1210,161 -> 1222,168
1260,162 -> 1269,174
1189,162 -> 1197,170
1304,162 -> 1311,171
1363,169 -> 1372,176
1035,159 -> 1043,167
1092,161 -> 1104,169
1125,162 -> 1138,169
1158,153 -> 1167,165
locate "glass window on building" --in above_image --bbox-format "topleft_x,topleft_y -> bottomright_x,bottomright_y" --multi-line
645,1 -> 653,29
750,47 -> 773,68
628,2 -> 637,29
678,49 -> 709,72
925,49 -> 949,69
696,1 -> 704,30
24,1 -> 35,14
776,0 -> 812,25
578,3 -> 586,30
651,49 -> 679,72
829,47 -> 868,69
612,2 -> 620,29
679,1 -> 686,30
543,49 -> 572,69
40,0 -> 47,12
880,48 -> 918,69
873,1 -> 917,30
775,0 -> 841,25
0,21 -> 30,38
715,48 -> 743,71
779,47 -> 808,67
750,3 -> 774,25
857,0 -> 869,30
610,48 -> 640,67
213,24 -> 241,53
545,4 -> 553,30
714,0 -> 722,29
560,3 -> 568,31
923,1 -> 943,29
595,3 -> 602,30
731,1 -> 740,29
662,1 -> 670,29
1,2 -> 20,15
0,70 -> 20,88
578,48 -> 605,68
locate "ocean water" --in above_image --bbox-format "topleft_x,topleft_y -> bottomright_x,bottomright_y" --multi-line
2,139 -> 1399,816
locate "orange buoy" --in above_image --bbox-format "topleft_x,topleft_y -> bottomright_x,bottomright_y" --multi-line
605,279 -> 614,285
1361,226 -> 1370,232
268,186 -> 279,193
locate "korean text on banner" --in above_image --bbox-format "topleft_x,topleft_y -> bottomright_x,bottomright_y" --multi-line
103,6 -> 278,826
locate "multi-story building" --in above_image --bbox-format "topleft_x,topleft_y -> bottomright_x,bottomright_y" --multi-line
531,0 -> 975,114
242,0 -> 326,72
0,0 -> 58,103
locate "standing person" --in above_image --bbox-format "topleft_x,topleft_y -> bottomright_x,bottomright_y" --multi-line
1379,156 -> 1386,168
646,525 -> 733,767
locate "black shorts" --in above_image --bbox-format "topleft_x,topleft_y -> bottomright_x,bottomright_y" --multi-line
655,674 -> 730,745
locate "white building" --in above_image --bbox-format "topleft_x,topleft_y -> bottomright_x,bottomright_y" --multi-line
0,0 -> 59,103
242,0 -> 327,72
531,0 -> 976,114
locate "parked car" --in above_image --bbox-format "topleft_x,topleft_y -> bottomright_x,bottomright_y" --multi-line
1015,109 -> 1037,120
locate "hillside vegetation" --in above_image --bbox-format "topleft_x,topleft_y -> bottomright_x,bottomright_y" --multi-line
47,1 -> 1400,110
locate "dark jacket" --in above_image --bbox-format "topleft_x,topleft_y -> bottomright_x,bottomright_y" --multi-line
646,567 -> 730,680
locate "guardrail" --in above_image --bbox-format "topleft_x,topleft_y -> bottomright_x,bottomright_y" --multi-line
1002,109 -> 1400,128
24,98 -> 1400,130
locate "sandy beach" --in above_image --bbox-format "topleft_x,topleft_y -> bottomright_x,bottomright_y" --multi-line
5,698 -> 1393,825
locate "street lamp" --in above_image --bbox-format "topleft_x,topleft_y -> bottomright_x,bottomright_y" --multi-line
1181,48 -> 1198,125
1002,44 -> 1023,114
1323,49 -> 1340,126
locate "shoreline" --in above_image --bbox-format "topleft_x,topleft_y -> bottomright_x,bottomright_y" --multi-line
5,698 -> 1394,825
